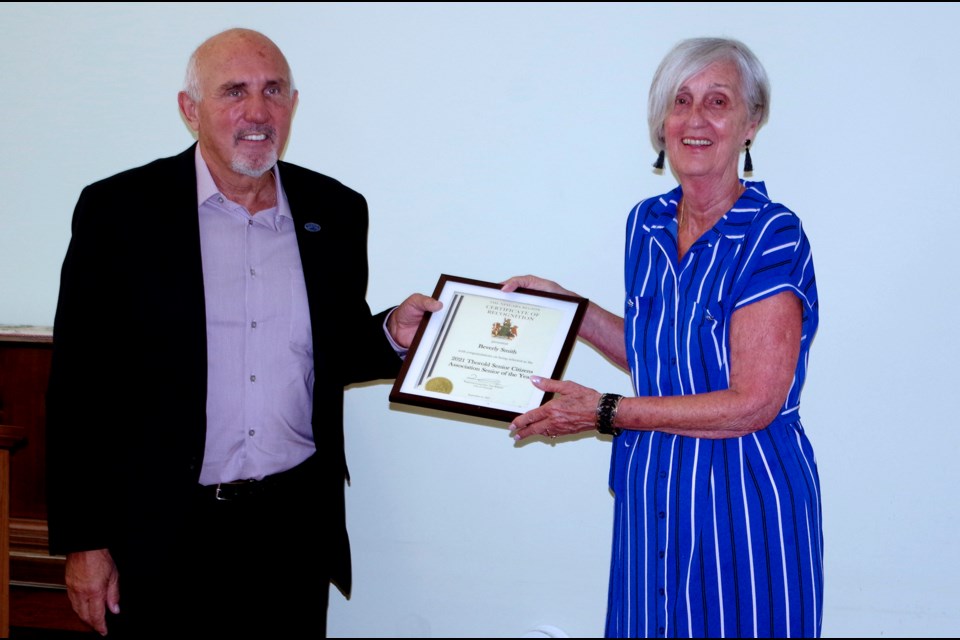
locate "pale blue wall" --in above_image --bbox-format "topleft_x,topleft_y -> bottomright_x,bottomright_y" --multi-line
2,2 -> 958,637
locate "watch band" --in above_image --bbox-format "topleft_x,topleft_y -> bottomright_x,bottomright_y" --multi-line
596,393 -> 624,437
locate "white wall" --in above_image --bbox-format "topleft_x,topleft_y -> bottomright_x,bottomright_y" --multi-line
2,2 -> 958,637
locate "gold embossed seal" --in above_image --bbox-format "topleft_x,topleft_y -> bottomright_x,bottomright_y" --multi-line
424,377 -> 453,394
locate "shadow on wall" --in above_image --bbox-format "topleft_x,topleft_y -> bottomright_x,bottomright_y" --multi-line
522,625 -> 569,638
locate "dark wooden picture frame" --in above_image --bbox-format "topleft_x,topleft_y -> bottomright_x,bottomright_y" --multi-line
389,274 -> 587,422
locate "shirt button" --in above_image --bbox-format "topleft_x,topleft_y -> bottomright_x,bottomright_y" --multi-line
658,511 -> 665,519
658,550 -> 664,558
659,471 -> 667,479
248,429 -> 255,436
250,268 -> 256,277
659,588 -> 665,596
250,374 -> 256,382
670,358 -> 677,366
251,321 -> 257,328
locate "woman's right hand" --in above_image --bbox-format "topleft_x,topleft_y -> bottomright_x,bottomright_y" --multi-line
500,275 -> 575,297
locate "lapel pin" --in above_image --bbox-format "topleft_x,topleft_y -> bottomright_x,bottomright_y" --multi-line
304,222 -> 321,232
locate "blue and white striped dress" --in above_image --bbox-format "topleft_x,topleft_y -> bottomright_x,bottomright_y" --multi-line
605,181 -> 823,638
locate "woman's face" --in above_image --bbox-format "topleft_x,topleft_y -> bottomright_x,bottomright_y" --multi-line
663,60 -> 758,183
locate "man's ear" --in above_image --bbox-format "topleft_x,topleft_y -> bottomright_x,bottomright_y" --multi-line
178,91 -> 199,132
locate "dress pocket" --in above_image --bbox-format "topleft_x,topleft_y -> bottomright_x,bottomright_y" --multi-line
684,300 -> 725,386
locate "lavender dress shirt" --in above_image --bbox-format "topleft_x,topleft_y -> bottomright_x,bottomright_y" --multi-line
194,149 -> 317,484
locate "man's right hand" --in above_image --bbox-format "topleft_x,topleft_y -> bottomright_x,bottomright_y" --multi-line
65,549 -> 120,636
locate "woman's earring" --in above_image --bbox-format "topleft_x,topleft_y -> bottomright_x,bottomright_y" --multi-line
743,139 -> 753,174
653,149 -> 665,171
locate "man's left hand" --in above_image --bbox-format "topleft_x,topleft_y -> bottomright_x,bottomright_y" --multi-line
387,294 -> 443,349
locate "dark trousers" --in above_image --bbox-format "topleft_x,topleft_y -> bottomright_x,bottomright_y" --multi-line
108,455 -> 330,637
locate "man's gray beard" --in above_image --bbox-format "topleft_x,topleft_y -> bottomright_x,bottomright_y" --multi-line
231,149 -> 279,178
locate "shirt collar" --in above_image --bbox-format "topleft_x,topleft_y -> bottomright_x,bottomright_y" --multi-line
193,145 -> 291,221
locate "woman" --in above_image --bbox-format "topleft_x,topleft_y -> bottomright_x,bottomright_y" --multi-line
504,37 -> 822,638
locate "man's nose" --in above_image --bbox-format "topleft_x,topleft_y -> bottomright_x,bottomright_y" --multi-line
244,94 -> 270,123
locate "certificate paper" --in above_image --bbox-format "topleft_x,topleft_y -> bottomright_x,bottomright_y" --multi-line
390,275 -> 587,422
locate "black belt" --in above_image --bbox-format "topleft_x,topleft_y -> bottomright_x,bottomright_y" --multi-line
197,455 -> 316,502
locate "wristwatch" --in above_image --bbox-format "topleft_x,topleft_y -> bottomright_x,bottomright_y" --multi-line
596,393 -> 624,437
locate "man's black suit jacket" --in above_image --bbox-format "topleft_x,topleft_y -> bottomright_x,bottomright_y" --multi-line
46,145 -> 402,595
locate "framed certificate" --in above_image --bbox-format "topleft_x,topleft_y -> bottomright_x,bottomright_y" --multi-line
390,274 -> 587,422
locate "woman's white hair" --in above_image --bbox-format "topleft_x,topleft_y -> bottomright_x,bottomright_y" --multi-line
647,37 -> 770,154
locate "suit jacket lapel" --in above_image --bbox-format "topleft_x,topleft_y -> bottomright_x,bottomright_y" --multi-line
170,144 -> 210,398
278,160 -> 330,284
277,161 -> 333,364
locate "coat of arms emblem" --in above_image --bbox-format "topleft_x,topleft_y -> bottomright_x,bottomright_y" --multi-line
491,318 -> 518,339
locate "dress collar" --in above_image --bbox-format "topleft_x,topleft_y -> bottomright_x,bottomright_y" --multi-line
655,180 -> 772,246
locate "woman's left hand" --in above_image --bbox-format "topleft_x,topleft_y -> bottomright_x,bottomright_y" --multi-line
509,376 -> 602,442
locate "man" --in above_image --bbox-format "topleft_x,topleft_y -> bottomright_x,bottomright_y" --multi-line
45,28 -> 439,637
